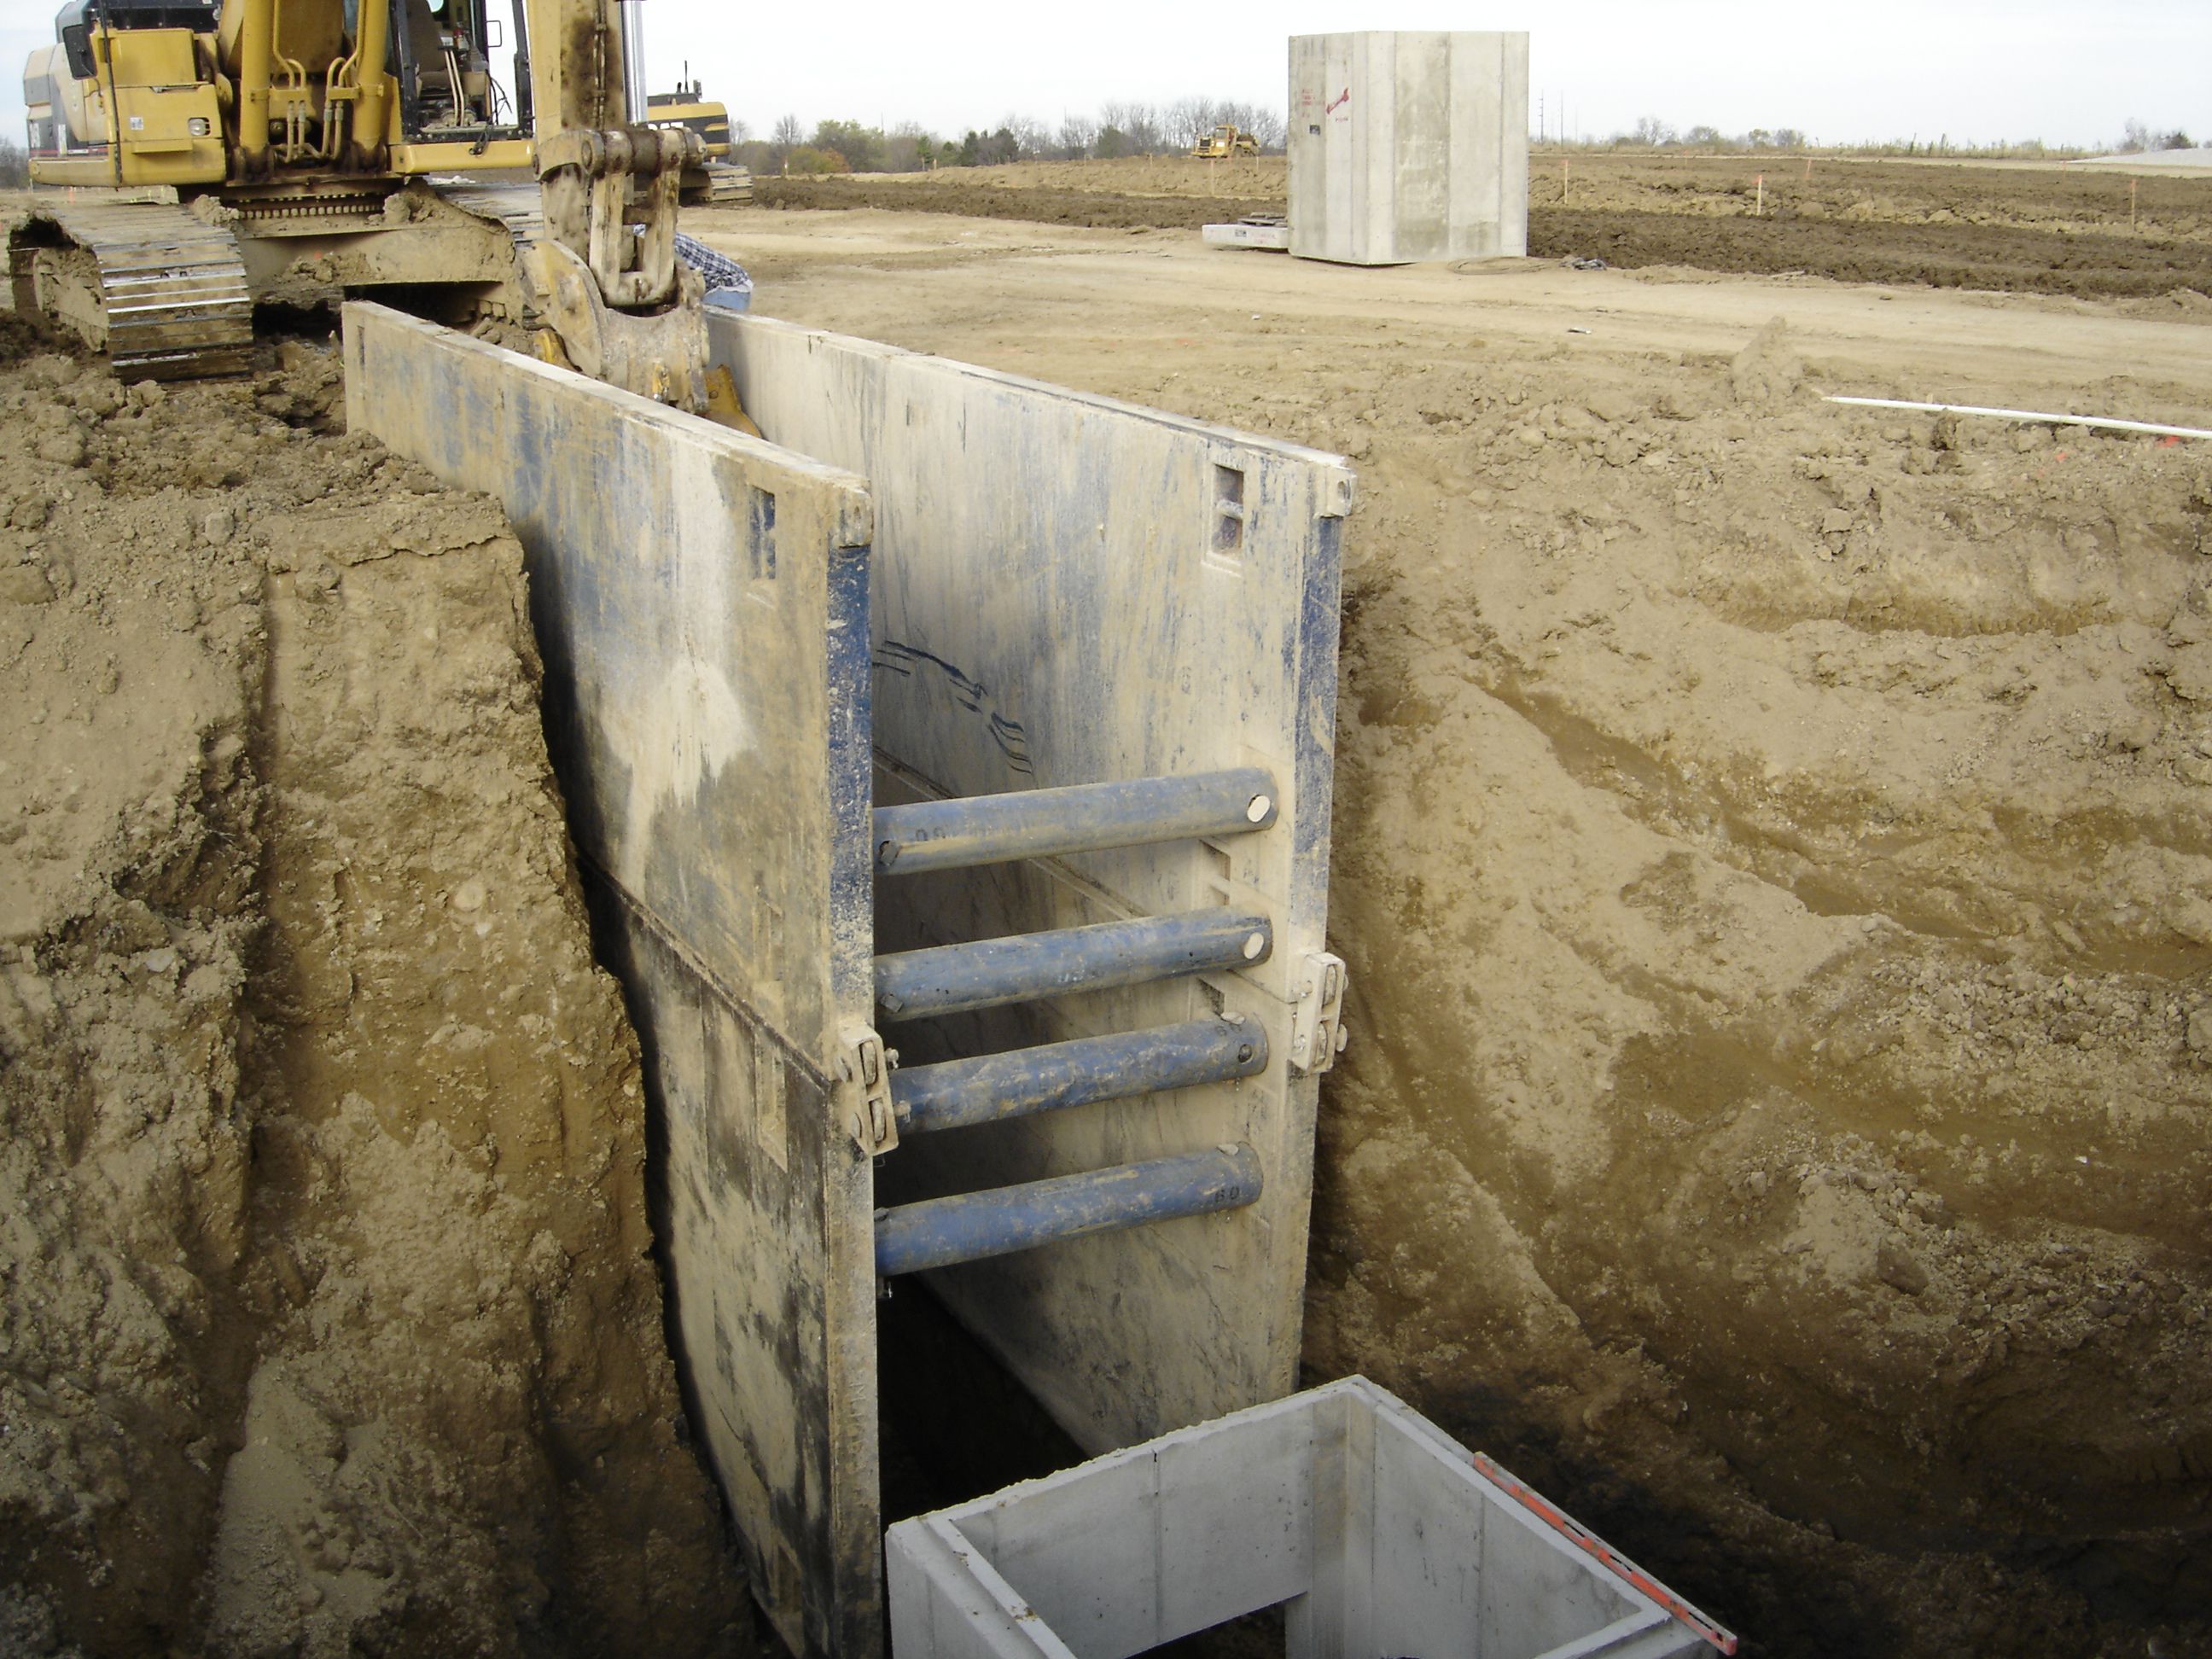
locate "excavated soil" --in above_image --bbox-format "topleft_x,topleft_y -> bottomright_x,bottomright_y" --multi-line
755,176 -> 1283,231
0,320 -> 743,1656
690,207 -> 2212,1657
1531,210 -> 2212,299
757,155 -> 2212,300
1308,328 -> 2212,1656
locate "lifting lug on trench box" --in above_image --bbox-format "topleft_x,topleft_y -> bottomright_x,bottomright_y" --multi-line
838,1022 -> 899,1155
1289,951 -> 1348,1075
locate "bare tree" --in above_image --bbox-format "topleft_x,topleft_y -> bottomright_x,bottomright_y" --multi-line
1097,102 -> 1138,148
1166,97 -> 1220,149
0,138 -> 26,189
2122,117 -> 2151,153
884,121 -> 933,172
1086,98 -> 1284,154
1629,114 -> 1674,147
1055,114 -> 1097,160
1214,100 -> 1264,142
1091,102 -> 1166,154
769,113 -> 802,171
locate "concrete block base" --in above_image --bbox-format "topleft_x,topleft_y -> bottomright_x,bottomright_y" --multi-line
1202,220 -> 1292,251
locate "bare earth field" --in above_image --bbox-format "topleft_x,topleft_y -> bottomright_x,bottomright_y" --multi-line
685,187 -> 2212,1657
755,154 -> 2212,300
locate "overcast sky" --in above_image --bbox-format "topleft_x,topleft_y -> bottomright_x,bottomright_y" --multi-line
4,1 -> 2206,153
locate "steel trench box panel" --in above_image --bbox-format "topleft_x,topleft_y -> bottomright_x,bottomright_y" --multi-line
341,304 -> 881,1659
708,311 -> 1353,1454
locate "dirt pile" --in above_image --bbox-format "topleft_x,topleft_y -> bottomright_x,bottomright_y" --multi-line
1532,153 -> 2212,245
753,175 -> 1278,232
738,156 -> 2212,300
1529,209 -> 2212,300
765,152 -> 2212,243
0,324 -> 740,1654
1295,320 -> 2212,1655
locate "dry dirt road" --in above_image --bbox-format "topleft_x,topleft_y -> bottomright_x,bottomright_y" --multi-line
693,204 -> 2212,1658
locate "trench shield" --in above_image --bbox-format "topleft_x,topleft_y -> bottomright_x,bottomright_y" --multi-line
343,303 -> 882,1658
707,312 -> 1353,1454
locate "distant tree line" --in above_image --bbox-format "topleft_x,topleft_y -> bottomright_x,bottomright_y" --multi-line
1607,118 -> 1809,151
1551,115 -> 2195,160
0,139 -> 27,189
2121,118 -> 2195,153
733,99 -> 1287,175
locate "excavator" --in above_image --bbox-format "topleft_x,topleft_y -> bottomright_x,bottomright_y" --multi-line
12,0 -> 726,410
642,72 -> 754,204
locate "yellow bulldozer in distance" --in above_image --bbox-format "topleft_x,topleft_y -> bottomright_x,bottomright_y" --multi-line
1189,123 -> 1259,160
11,0 -> 726,411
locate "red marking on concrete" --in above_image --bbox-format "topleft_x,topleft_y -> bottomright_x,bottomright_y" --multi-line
1469,1452 -> 1740,1655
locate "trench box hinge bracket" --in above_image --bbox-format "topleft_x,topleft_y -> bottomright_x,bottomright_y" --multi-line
1288,951 -> 1348,1076
837,1022 -> 899,1155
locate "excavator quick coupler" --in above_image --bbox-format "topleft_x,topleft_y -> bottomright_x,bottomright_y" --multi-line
526,123 -> 712,411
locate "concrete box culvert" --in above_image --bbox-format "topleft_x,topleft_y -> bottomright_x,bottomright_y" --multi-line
886,1376 -> 1733,1659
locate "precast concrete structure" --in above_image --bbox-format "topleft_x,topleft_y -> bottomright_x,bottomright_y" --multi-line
1289,31 -> 1530,265
888,1377 -> 1732,1659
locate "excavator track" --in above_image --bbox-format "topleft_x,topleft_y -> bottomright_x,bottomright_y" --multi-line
683,162 -> 754,207
9,198 -> 253,380
429,180 -> 550,266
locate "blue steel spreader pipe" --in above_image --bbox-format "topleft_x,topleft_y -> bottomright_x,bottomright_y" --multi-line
873,768 -> 1278,876
892,1016 -> 1268,1134
873,1144 -> 1265,1277
873,910 -> 1272,1021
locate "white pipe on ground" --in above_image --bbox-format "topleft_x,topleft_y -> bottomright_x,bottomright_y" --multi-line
1825,395 -> 2212,442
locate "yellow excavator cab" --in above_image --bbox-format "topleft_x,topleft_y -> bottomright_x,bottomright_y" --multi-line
31,0 -> 229,187
15,0 -> 721,409
643,79 -> 733,160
